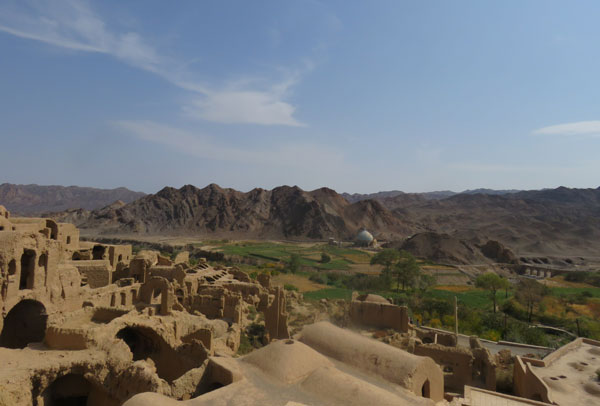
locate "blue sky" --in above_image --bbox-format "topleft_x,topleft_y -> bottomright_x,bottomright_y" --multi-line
1,0 -> 599,194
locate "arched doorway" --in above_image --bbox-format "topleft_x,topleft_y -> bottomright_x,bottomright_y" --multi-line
45,373 -> 90,406
20,249 -> 36,290
421,379 -> 431,398
43,373 -> 119,406
0,300 -> 47,348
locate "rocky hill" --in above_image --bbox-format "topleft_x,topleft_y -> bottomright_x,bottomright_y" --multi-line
44,183 -> 600,258
0,183 -> 145,214
387,232 -> 517,265
393,187 -> 600,256
52,184 -> 411,240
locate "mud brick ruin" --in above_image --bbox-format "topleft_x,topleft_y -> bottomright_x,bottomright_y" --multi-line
0,206 -> 293,405
2,204 -> 599,406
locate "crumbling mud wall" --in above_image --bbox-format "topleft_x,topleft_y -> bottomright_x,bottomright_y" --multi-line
349,292 -> 409,332
414,337 -> 496,393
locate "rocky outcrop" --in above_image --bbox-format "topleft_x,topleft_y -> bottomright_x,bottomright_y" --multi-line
51,184 -> 411,240
480,240 -> 517,264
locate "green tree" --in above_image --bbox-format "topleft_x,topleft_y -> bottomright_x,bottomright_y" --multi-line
320,253 -> 331,263
475,273 -> 509,314
515,278 -> 547,322
393,250 -> 421,293
370,249 -> 401,273
418,273 -> 437,292
287,253 -> 301,273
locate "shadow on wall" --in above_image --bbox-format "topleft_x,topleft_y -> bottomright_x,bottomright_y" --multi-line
0,299 -> 47,348
116,326 -> 205,383
42,373 -> 119,406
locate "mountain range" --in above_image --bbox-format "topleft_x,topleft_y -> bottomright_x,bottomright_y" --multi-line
2,183 -> 599,257
0,183 -> 145,214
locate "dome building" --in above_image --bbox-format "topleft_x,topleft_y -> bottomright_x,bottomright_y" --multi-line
355,229 -> 376,247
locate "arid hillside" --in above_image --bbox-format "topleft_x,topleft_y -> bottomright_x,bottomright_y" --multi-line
0,183 -> 145,214
46,184 -> 600,257
51,184 -> 410,240
392,187 -> 600,256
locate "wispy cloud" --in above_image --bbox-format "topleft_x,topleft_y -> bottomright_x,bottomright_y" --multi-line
183,76 -> 305,127
532,121 -> 600,137
0,0 -> 305,127
113,120 -> 341,167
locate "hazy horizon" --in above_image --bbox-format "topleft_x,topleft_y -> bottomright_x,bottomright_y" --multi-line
2,1 -> 600,193
2,180 -> 599,196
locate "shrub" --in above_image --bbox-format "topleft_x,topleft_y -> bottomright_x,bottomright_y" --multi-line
284,284 -> 299,292
481,330 -> 501,342
320,253 -> 331,263
309,273 -> 326,285
430,318 -> 442,328
442,315 -> 455,328
286,254 -> 301,273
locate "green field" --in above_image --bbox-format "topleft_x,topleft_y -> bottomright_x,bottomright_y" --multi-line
215,241 -> 372,271
549,287 -> 600,298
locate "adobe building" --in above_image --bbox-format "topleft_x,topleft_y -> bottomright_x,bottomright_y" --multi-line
124,322 -> 444,406
514,337 -> 600,405
0,206 -> 292,405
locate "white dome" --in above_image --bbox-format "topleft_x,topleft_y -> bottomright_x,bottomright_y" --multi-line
356,229 -> 374,243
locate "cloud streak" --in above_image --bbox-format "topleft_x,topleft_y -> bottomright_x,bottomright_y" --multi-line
532,121 -> 600,137
113,120 -> 341,167
0,0 -> 305,127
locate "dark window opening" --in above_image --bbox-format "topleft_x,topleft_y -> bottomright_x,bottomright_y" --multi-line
8,259 -> 16,276
20,249 -> 36,290
38,253 -> 48,286
175,289 -> 184,304
152,288 -> 162,305
45,220 -> 58,240
66,236 -> 71,245
421,379 -> 431,398
92,245 -> 106,260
